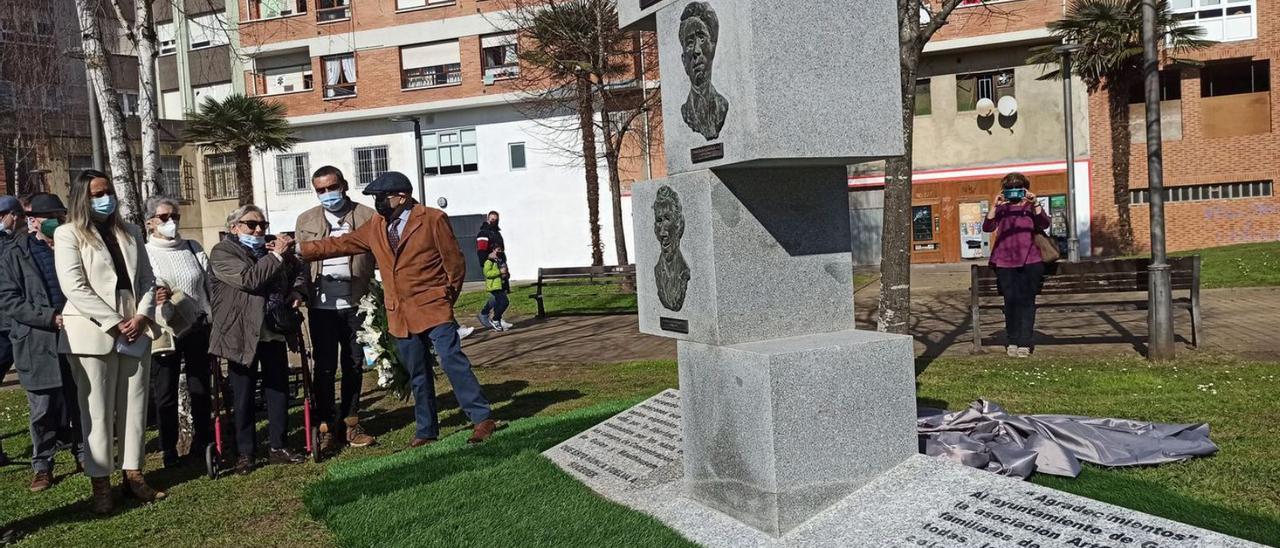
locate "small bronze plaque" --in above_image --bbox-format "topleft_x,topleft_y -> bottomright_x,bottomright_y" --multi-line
659,317 -> 689,334
690,143 -> 724,163
639,0 -> 661,8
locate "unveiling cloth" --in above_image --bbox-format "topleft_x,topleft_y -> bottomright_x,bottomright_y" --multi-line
917,400 -> 1219,479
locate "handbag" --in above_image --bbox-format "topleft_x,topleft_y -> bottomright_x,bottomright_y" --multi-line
265,305 -> 304,335
1034,231 -> 1061,264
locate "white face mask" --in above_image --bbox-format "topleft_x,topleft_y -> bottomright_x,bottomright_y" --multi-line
158,220 -> 178,239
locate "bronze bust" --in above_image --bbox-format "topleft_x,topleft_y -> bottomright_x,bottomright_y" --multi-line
679,2 -> 729,141
653,185 -> 691,311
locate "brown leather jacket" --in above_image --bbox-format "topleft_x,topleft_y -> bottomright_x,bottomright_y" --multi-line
299,204 -> 465,338
294,202 -> 377,305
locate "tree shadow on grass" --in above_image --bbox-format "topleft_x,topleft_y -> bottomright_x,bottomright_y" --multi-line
355,380 -> 585,440
1034,467 -> 1280,546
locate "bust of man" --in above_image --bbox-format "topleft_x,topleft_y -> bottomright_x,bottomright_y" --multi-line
653,185 -> 690,312
679,2 -> 729,141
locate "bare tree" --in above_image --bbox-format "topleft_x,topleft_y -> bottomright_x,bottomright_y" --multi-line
75,0 -> 144,224
0,0 -> 76,196
498,0 -> 661,267
878,0 -> 998,335
107,0 -> 164,198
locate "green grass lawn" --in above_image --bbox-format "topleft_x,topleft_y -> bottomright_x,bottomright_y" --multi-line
3,355 -> 1278,546
455,276 -> 638,319
1172,241 -> 1280,289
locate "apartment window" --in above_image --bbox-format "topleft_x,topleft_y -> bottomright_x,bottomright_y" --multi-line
397,0 -> 455,9
956,69 -> 1014,112
354,147 -> 389,186
1129,70 -> 1182,103
205,154 -> 237,200
401,41 -> 462,89
1201,60 -> 1270,97
263,65 -> 313,95
276,154 -> 310,193
914,79 -> 931,116
249,0 -> 307,19
316,0 -> 350,22
508,142 -> 526,170
188,13 -> 229,50
1130,180 -> 1273,204
481,33 -> 520,82
117,90 -> 139,117
158,156 -> 187,200
423,128 -> 478,176
67,155 -> 95,186
1171,0 -> 1256,42
323,54 -> 357,98
157,21 -> 176,55
194,83 -> 232,106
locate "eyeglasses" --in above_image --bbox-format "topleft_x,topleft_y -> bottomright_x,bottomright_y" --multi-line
154,213 -> 181,222
239,220 -> 270,230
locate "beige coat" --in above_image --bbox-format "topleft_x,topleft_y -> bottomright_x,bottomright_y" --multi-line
294,202 -> 377,304
54,223 -> 159,356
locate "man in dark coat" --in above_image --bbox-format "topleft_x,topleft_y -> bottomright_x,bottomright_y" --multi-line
0,194 -> 27,467
0,194 -> 84,490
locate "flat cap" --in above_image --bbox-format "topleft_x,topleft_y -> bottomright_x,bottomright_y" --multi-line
0,196 -> 20,215
361,171 -> 414,195
27,193 -> 67,216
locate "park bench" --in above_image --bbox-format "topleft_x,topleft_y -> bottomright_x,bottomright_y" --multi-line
530,265 -> 636,318
970,256 -> 1202,352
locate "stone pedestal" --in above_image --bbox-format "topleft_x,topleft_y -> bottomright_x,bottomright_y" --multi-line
679,330 -> 917,536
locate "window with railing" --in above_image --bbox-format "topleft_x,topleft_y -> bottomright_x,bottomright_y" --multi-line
1171,0 -> 1256,42
322,54 -> 357,98
1130,180 -> 1273,204
205,154 -> 237,200
401,41 -> 462,89
481,33 -> 519,82
423,128 -> 478,176
277,153 -> 310,193
354,147 -> 389,187
316,0 -> 350,22
159,156 -> 187,200
248,0 -> 307,20
956,69 -> 1014,112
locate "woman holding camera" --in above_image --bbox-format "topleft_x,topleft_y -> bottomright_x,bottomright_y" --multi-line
208,205 -> 308,475
55,170 -> 166,513
984,172 -> 1052,358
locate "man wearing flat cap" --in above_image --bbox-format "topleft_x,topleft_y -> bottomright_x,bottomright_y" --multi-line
296,172 -> 498,447
0,193 -> 85,491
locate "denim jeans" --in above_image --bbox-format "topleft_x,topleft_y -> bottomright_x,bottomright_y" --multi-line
396,322 -> 491,440
481,290 -> 510,322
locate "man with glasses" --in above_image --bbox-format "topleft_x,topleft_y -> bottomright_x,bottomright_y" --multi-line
293,166 -> 378,454
0,194 -> 85,490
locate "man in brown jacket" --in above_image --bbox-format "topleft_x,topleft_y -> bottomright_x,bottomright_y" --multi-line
293,171 -> 497,446
294,166 -> 378,452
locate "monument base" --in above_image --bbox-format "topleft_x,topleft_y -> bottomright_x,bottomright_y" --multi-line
545,392 -> 1262,548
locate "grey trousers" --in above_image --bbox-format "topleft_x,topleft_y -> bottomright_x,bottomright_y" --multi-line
27,361 -> 84,472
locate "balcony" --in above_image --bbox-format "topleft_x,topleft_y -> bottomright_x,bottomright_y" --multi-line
316,0 -> 350,23
403,64 -> 462,90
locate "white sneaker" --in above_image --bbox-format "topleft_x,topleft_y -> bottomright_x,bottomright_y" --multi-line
1006,345 -> 1019,357
457,326 -> 476,340
498,319 -> 514,330
1016,347 -> 1032,359
491,323 -> 505,332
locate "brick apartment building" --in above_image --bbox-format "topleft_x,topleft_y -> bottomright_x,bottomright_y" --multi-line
1089,0 -> 1279,254
235,0 -> 662,280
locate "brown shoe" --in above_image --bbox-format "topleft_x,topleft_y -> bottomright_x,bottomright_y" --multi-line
467,419 -> 499,444
29,471 -> 53,492
122,470 -> 166,502
408,438 -> 436,449
90,476 -> 113,515
318,422 -> 338,454
344,417 -> 376,448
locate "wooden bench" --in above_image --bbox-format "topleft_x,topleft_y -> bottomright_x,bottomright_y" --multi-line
530,265 -> 637,318
970,256 -> 1202,352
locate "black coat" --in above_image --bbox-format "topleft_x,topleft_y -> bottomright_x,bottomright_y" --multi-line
475,222 -> 505,265
0,235 -> 65,391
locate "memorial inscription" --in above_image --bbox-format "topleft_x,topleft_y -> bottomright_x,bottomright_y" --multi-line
690,143 -> 725,163
547,390 -> 683,491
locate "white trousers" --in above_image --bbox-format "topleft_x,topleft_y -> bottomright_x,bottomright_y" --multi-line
69,289 -> 152,478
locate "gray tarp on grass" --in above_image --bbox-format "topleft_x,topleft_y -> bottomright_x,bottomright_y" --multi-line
918,400 -> 1219,479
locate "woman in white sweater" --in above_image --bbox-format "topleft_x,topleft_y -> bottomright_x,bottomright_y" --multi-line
143,196 -> 214,469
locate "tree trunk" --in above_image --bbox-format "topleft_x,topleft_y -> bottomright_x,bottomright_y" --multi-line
76,0 -> 142,225
878,49 -> 920,335
135,2 -> 164,199
235,146 -> 254,206
1106,82 -> 1135,254
577,74 -> 604,266
600,103 -> 630,266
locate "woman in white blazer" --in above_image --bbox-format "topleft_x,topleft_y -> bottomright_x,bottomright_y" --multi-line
55,169 -> 167,514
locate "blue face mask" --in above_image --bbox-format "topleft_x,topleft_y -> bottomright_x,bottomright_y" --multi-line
318,190 -> 347,212
91,195 -> 117,216
238,234 -> 266,248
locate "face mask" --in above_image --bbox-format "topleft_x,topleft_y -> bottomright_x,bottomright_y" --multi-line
40,218 -> 61,239
238,233 -> 265,248
91,195 -> 117,216
374,195 -> 396,219
319,191 -> 347,213
158,220 -> 178,239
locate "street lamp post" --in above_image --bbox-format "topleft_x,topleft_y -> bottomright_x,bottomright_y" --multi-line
1053,43 -> 1084,263
390,115 -> 425,201
1142,0 -> 1176,360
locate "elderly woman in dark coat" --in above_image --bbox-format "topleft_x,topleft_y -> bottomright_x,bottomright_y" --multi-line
208,205 -> 308,475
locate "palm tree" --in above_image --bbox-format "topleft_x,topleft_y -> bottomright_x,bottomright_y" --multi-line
184,94 -> 298,206
1030,0 -> 1209,254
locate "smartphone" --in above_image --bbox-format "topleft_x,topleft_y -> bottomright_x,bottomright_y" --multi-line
1002,188 -> 1026,203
